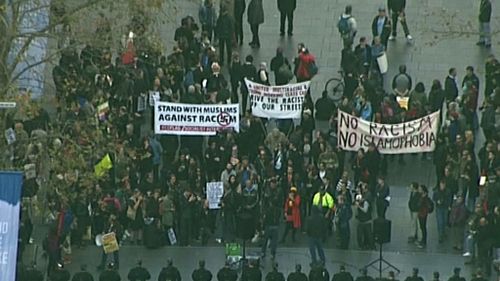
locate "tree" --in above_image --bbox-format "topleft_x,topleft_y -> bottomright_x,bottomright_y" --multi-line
0,0 -> 175,99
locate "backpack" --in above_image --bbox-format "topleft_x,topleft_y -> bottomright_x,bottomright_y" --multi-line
337,16 -> 351,35
308,61 -> 318,77
278,63 -> 294,82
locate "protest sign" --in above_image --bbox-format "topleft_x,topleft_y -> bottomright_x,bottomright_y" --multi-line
154,102 -> 239,136
337,110 -> 440,154
245,78 -> 310,119
206,182 -> 224,209
94,154 -> 113,178
4,128 -> 15,145
102,232 -> 119,254
0,172 -> 23,281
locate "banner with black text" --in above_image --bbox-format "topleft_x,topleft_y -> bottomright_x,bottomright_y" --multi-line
337,111 -> 440,154
245,78 -> 310,119
0,172 -> 23,281
154,102 -> 239,135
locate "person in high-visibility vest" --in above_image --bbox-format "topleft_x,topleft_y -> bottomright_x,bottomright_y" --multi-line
312,186 -> 335,221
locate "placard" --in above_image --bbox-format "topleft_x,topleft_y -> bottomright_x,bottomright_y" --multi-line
154,101 -> 239,135
245,79 -> 310,119
206,182 -> 224,209
102,232 -> 119,254
337,110 -> 440,154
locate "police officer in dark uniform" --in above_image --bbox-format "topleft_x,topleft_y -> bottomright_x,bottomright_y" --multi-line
355,269 -> 374,281
332,265 -> 353,281
217,261 -> 238,281
24,263 -> 44,281
72,264 -> 94,281
287,264 -> 308,281
158,259 -> 182,281
241,260 -> 261,281
128,260 -> 151,281
308,263 -> 329,281
99,262 -> 121,281
265,262 -> 285,281
51,262 -> 71,281
192,260 -> 213,281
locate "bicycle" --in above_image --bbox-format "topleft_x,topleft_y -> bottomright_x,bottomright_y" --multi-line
324,71 -> 345,102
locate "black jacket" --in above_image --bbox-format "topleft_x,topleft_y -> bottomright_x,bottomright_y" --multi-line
99,270 -> 121,281
306,212 -> 326,239
288,272 -> 308,281
371,16 -> 391,42
127,266 -> 151,281
158,266 -> 181,281
216,13 -> 234,39
315,97 -> 336,121
387,0 -> 406,12
193,268 -> 213,281
278,0 -> 297,12
479,0 -> 492,23
444,76 -> 458,101
235,0 -> 246,17
218,267 -> 238,281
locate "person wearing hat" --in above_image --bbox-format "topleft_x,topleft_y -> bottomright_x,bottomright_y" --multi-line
447,268 -> 465,281
158,259 -> 181,281
71,264 -> 94,281
192,260 -> 213,281
281,186 -> 301,243
217,260 -> 238,281
99,262 -> 121,281
127,260 -> 151,281
332,265 -> 353,281
241,259 -> 261,281
287,264 -> 308,281
403,268 -> 424,281
51,262 -> 71,281
355,268 -> 374,281
266,262 -> 285,281
371,6 -> 392,48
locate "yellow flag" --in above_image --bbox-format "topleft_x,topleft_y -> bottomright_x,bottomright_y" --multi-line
94,154 -> 113,177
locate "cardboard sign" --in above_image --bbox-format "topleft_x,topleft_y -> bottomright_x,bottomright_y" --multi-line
102,232 -> 119,254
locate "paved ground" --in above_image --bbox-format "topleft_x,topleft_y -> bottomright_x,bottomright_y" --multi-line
29,0 -> 500,279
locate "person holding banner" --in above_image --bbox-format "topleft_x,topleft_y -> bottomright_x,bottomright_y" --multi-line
240,55 -> 257,112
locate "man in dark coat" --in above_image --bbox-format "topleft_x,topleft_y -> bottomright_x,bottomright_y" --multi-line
215,6 -> 234,65
158,260 -> 181,281
127,260 -> 151,281
477,0 -> 492,47
371,6 -> 391,48
332,265 -> 354,281
217,261 -> 238,281
287,264 -> 308,281
444,68 -> 459,102
306,207 -> 327,265
99,263 -> 120,281
192,260 -> 213,281
248,0 -> 264,48
234,0 -> 246,45
241,260 -> 262,281
387,0 -> 412,41
72,264 -> 94,281
277,0 -> 296,36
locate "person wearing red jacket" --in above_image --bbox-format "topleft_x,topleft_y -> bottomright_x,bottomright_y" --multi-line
416,185 -> 433,249
281,187 -> 301,243
294,45 -> 316,82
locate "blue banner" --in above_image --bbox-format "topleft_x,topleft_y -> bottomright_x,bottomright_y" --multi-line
0,172 -> 23,281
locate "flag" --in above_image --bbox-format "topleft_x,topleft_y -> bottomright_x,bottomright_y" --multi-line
94,154 -> 113,178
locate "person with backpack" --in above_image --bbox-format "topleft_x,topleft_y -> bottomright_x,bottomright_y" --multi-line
294,45 -> 317,83
270,47 -> 293,85
337,5 -> 357,49
416,185 -> 433,249
278,0 -> 297,36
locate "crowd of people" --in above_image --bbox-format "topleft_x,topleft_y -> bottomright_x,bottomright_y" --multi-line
3,0 -> 500,279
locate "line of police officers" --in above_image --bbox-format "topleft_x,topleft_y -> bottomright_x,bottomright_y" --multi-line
16,256 -> 353,281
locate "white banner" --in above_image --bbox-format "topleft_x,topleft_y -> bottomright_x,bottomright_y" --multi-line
206,182 -> 224,209
155,102 -> 239,135
337,111 -> 440,154
245,78 -> 311,119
